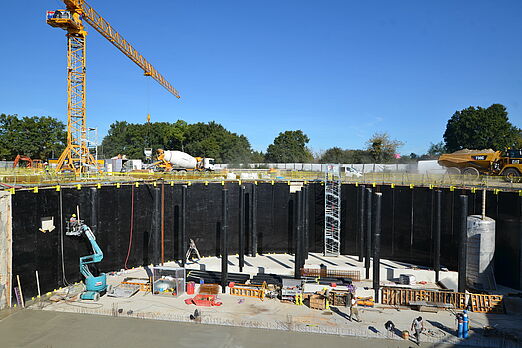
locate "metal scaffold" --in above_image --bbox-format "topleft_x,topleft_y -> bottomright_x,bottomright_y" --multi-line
324,165 -> 341,256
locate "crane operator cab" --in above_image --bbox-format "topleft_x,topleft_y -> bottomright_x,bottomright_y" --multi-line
46,10 -> 83,32
506,149 -> 522,160
66,217 -> 108,301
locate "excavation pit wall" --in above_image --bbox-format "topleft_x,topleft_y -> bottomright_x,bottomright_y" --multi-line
8,182 -> 522,302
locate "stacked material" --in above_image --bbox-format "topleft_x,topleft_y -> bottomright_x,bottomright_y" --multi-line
186,270 -> 250,284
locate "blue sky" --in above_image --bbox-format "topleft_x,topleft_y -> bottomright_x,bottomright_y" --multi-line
1,0 -> 521,156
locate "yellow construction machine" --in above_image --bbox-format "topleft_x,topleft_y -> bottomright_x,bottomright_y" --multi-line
438,149 -> 522,182
46,1 -> 180,175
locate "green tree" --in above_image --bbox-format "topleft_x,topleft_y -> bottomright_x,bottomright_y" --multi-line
318,148 -> 374,164
443,104 -> 519,152
265,130 -> 313,163
319,147 -> 346,163
184,121 -> 253,163
100,121 -> 130,158
515,129 -> 522,149
101,120 -> 254,163
250,150 -> 266,163
0,114 -> 66,160
426,141 -> 447,158
101,120 -> 190,159
366,132 -> 403,163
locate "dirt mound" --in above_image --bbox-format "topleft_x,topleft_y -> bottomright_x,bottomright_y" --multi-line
451,148 -> 495,154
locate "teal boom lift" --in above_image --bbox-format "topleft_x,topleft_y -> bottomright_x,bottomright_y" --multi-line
66,219 -> 107,301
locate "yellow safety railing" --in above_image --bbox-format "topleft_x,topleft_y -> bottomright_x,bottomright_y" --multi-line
1,168 -> 521,191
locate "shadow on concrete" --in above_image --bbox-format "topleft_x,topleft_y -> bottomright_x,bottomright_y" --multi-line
309,253 -> 338,266
368,325 -> 379,334
427,319 -> 454,336
265,255 -> 291,269
143,266 -> 153,278
330,306 -> 350,321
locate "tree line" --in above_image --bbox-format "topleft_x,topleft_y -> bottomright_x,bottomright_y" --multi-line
0,103 -> 520,163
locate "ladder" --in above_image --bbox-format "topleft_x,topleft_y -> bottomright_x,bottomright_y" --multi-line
324,165 -> 341,256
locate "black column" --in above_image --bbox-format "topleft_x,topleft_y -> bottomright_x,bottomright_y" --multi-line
365,187 -> 372,279
300,188 -> 306,265
458,194 -> 468,293
180,185 -> 187,267
358,185 -> 366,262
303,185 -> 309,260
152,187 -> 161,265
221,188 -> 229,293
239,185 -> 245,272
519,195 -> 522,291
294,190 -> 303,278
90,187 -> 98,235
373,192 -> 382,303
250,183 -> 258,256
434,190 -> 442,282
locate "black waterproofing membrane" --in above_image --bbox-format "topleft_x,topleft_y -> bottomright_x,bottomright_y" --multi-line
10,183 -> 522,301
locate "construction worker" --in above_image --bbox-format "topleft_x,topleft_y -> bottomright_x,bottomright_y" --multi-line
186,239 -> 201,263
411,316 -> 425,345
384,320 -> 395,338
350,296 -> 360,322
68,214 -> 78,232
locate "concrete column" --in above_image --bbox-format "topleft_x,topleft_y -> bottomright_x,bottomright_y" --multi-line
434,190 -> 442,282
250,183 -> 257,257
221,189 -> 228,293
365,188 -> 372,279
152,187 -> 161,265
180,185 -> 187,267
373,192 -> 382,303
239,186 -> 245,272
358,185 -> 366,262
294,190 -> 302,279
458,194 -> 468,293
0,191 -> 12,309
303,186 -> 310,260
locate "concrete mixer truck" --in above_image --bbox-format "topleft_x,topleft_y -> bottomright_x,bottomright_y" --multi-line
150,149 -> 215,172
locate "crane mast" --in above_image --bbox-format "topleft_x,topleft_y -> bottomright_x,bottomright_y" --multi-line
47,0 -> 179,174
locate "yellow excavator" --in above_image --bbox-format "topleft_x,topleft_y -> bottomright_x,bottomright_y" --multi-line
438,149 -> 522,182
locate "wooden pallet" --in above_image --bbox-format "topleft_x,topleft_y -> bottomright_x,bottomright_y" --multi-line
199,284 -> 220,295
381,287 -> 466,309
309,294 -> 327,310
229,284 -> 265,300
470,294 -> 504,313
300,268 -> 361,281
329,290 -> 350,306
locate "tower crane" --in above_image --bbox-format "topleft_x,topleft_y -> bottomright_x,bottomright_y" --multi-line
46,0 -> 180,174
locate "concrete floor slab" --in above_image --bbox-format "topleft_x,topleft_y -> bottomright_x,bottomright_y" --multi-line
27,253 -> 522,347
0,310 -> 468,348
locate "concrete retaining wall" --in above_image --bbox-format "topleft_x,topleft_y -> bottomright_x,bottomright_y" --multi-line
0,191 -> 12,309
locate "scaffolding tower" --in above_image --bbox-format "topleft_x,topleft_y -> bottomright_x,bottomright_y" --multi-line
324,165 -> 341,256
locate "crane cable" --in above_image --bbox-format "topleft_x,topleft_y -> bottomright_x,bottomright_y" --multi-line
124,184 -> 135,269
